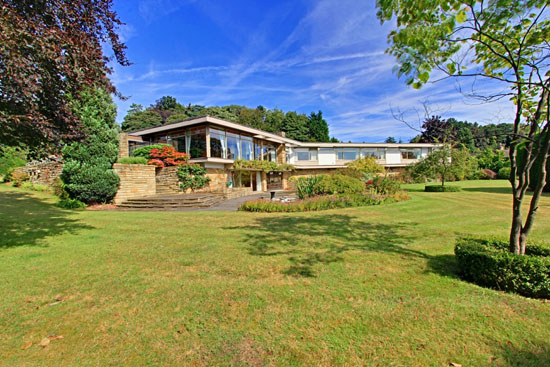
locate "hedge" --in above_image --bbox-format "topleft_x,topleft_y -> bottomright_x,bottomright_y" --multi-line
455,237 -> 550,299
117,156 -> 148,165
424,185 -> 461,192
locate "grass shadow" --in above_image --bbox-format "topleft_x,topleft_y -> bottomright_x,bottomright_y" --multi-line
462,186 -> 513,195
496,341 -> 550,367
0,190 -> 92,249
225,214 -> 430,277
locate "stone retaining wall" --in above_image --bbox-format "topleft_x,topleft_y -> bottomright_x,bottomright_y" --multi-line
15,161 -> 64,186
112,163 -> 156,204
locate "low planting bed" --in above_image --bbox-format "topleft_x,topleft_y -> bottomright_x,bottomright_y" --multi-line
455,237 -> 550,299
425,185 -> 461,192
239,192 -> 409,213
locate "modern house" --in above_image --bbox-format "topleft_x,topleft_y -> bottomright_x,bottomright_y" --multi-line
119,115 -> 438,195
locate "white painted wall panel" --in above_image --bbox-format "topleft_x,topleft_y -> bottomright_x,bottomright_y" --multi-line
385,148 -> 401,164
318,148 -> 336,165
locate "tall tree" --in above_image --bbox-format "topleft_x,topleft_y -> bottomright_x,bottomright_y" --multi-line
377,0 -> 550,254
0,0 -> 129,151
282,112 -> 310,142
308,111 -> 330,142
385,137 -> 397,143
61,89 -> 120,204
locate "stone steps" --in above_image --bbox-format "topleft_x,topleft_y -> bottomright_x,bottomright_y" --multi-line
117,193 -> 224,209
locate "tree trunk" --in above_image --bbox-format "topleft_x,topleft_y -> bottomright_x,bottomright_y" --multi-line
509,196 -> 523,254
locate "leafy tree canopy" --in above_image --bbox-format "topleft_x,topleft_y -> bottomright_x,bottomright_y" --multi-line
0,0 -> 129,152
121,96 -> 334,142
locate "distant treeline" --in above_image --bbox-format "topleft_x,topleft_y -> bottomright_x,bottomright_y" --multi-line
410,116 -> 514,151
121,96 -> 338,143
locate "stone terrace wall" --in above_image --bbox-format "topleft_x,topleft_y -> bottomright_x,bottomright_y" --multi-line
113,163 -> 156,204
15,161 -> 64,186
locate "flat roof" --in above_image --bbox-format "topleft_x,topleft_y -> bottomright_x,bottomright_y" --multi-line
128,115 -> 439,148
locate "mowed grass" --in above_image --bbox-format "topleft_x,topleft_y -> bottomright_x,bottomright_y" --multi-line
0,180 -> 549,367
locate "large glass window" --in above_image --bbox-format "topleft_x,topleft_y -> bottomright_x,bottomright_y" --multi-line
337,148 -> 358,161
263,143 -> 276,162
254,141 -> 262,160
226,132 -> 240,160
362,148 -> 385,159
189,128 -> 207,158
232,171 -> 252,188
169,136 -> 187,153
296,148 -> 318,161
241,136 -> 254,160
401,148 -> 421,160
210,128 -> 226,158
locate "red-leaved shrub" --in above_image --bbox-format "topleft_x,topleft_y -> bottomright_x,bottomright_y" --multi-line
147,146 -> 189,167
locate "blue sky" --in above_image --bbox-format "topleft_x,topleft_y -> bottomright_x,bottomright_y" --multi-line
111,0 -> 514,142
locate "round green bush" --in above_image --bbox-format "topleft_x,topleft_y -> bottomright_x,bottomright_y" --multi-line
132,144 -> 170,159
424,185 -> 461,192
455,237 -> 550,299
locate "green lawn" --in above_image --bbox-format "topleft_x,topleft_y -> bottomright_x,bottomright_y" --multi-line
0,180 -> 549,366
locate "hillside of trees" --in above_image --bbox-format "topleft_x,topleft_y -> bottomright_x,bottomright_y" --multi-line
410,116 -> 514,151
121,96 -> 338,143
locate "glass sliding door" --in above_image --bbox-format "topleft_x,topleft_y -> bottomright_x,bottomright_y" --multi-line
210,128 -> 226,158
226,132 -> 240,160
189,128 -> 207,158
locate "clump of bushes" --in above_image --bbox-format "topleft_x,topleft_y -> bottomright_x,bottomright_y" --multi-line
57,198 -> 87,209
133,144 -> 189,167
498,167 -> 511,180
9,170 -> 29,187
455,237 -> 550,299
424,185 -> 461,192
339,157 -> 384,181
239,193 -> 389,213
117,156 -> 148,165
367,176 -> 401,195
178,164 -> 210,191
132,144 -> 170,159
295,174 -> 364,199
21,182 -> 51,192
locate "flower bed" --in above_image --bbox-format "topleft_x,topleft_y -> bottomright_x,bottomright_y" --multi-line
455,237 -> 550,299
239,192 -> 409,213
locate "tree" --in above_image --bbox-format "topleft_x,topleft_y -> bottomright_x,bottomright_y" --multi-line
0,0 -> 129,151
307,111 -> 330,142
385,137 -> 397,143
417,116 -> 458,143
153,96 -> 180,111
61,89 -> 120,204
282,112 -> 310,142
377,0 -> 550,255
121,107 -> 162,132
409,145 -> 475,186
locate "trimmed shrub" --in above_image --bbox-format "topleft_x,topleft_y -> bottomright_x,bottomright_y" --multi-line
498,167 -> 511,180
178,164 -> 210,191
117,156 -> 148,165
132,144 -> 170,159
61,89 -> 120,204
57,198 -> 87,209
424,185 -> 461,192
455,237 -> 550,299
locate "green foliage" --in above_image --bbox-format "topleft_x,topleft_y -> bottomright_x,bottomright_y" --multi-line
295,175 -> 323,200
232,159 -> 294,173
0,146 -> 26,178
281,111 -> 310,142
294,174 -> 364,199
61,89 -> 120,204
121,106 -> 163,132
424,185 -> 461,192
239,193 -> 389,213
117,156 -> 148,165
21,182 -> 50,192
455,237 -> 550,299
51,177 -> 69,200
307,111 -> 330,142
385,137 -> 397,143
9,170 -> 29,187
498,167 -> 511,180
57,198 -> 87,209
476,148 -> 509,172
132,144 -> 171,159
341,157 -> 385,181
369,176 -> 401,195
177,164 -> 210,191
408,145 -> 476,186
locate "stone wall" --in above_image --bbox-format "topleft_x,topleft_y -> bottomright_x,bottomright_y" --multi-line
112,163 -> 156,204
195,168 -> 227,193
16,161 -> 64,186
223,187 -> 255,199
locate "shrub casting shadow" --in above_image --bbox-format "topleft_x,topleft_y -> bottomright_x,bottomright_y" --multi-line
462,186 -> 513,195
0,190 -> 92,249
226,214 -> 433,277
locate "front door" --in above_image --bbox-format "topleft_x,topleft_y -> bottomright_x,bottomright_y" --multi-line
267,171 -> 282,190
